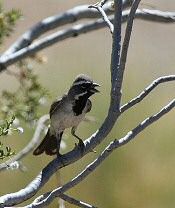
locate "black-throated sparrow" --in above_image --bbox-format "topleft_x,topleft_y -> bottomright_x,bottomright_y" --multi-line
33,74 -> 100,156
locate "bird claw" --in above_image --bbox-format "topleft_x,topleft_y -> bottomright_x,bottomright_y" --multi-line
57,152 -> 62,158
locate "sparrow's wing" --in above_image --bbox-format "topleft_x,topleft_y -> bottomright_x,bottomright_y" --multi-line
49,95 -> 66,118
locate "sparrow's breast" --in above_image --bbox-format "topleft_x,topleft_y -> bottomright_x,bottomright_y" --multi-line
50,101 -> 88,133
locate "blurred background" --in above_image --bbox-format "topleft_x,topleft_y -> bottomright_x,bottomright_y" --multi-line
0,0 -> 175,207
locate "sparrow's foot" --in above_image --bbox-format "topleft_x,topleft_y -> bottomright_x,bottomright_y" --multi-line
71,128 -> 85,155
57,152 -> 62,158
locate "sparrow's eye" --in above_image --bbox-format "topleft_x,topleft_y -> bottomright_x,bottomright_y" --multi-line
81,83 -> 91,89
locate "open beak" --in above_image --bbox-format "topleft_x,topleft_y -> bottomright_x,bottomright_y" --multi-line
90,82 -> 100,93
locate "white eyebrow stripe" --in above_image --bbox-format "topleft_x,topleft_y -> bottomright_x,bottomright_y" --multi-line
73,81 -> 91,86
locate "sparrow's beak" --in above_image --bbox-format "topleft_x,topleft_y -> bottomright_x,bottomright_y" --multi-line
90,82 -> 100,93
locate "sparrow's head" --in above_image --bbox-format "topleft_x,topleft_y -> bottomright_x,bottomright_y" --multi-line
68,74 -> 100,98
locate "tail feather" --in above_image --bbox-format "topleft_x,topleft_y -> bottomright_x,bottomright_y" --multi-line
33,129 -> 63,156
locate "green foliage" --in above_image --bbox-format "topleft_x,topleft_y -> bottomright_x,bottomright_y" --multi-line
2,59 -> 49,125
0,3 -> 22,44
0,114 -> 15,136
0,58 -> 49,164
0,4 -> 23,163
0,115 -> 17,160
0,3 -> 49,164
0,142 -> 16,160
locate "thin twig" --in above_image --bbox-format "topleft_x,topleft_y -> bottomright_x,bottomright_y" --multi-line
121,75 -> 175,113
99,0 -> 109,7
56,194 -> 97,208
31,192 -> 96,208
88,2 -> 114,33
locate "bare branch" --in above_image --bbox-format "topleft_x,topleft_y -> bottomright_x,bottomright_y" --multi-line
55,194 -> 97,208
110,0 -> 122,89
0,2 -> 175,207
117,0 -> 141,99
0,9 -> 175,71
0,1 -> 124,206
121,75 -> 175,113
19,0 -> 124,204
0,17 -> 112,72
121,8 -> 175,23
55,170 -> 65,208
2,3 -> 114,57
118,99 -> 175,144
2,0 -> 132,57
88,2 -> 114,33
0,143 -> 98,207
31,192 -> 96,208
0,115 -> 49,171
136,8 -> 175,22
27,98 -> 175,208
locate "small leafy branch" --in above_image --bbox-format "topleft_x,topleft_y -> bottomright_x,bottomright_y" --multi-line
0,114 -> 15,136
0,114 -> 25,167
0,4 -> 48,166
0,4 -> 23,165
0,115 -> 16,161
2,59 -> 49,125
0,2 -> 48,125
0,142 -> 16,160
0,3 -> 22,44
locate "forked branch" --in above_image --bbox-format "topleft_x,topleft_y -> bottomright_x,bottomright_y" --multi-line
0,0 -> 175,207
27,98 -> 175,208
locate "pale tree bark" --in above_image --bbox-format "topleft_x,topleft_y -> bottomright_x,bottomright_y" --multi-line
0,0 -> 175,207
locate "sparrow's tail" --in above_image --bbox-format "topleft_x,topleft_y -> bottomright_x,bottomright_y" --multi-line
33,129 -> 63,156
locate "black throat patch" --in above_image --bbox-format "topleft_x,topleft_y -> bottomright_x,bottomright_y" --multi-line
73,93 -> 90,116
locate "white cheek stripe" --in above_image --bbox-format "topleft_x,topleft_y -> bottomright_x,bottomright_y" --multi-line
74,91 -> 87,100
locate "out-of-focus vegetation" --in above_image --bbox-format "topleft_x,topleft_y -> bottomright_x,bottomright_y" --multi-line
0,2 -> 22,44
0,3 -> 48,164
0,115 -> 16,161
2,59 -> 49,124
0,4 -> 22,162
0,1 -> 175,208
